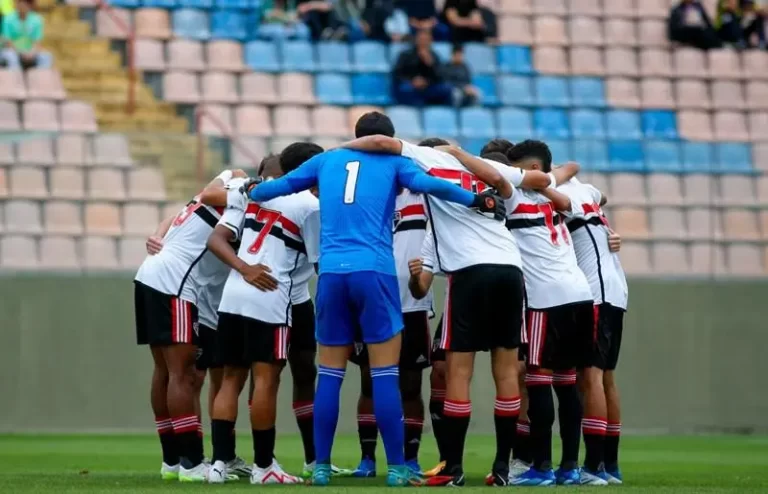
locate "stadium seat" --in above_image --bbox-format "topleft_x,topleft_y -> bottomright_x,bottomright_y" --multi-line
606,110 -> 642,140
277,73 -> 316,104
715,143 -> 753,173
535,76 -> 570,106
464,43 -> 497,74
723,209 -> 760,241
638,19 -> 667,47
317,41 -> 351,72
10,168 -> 47,199
743,50 -> 768,80
56,134 -> 91,166
570,77 -> 605,107
424,107 -> 459,138
50,167 -> 85,199
607,140 -> 645,172
432,42 -> 452,63
459,108 -> 496,139
123,203 -> 161,236
650,208 -> 687,240
210,10 -> 248,40
38,236 -> 78,270
172,9 -> 210,40
96,7 -> 132,39
120,237 -> 150,269
683,175 -> 715,207
167,39 -> 205,71
653,242 -> 690,275
640,48 -> 673,78
569,109 -> 605,139
534,108 -> 569,139
387,107 -> 422,138
240,73 -> 276,104
546,139 -> 571,163
202,72 -> 238,103
89,168 -> 126,201
26,69 -> 65,100
534,16 -> 567,46
499,76 -> 534,106
641,78 -> 675,109
128,168 -> 166,201
499,15 -> 533,45
678,110 -> 714,141
1,235 -> 38,268
282,40 -> 317,72
207,40 -> 245,72
712,81 -> 746,111
85,203 -> 122,236
144,0 -> 177,8
352,41 -> 389,72
60,101 -> 98,133
472,75 -> 499,106
708,49 -> 743,80
388,42 -> 408,64
93,134 -> 133,167
647,174 -> 684,206
230,136 -> 267,167
82,236 -> 119,270
0,101 -> 20,131
674,48 -> 707,78
675,79 -> 710,110
178,0 -> 213,7
645,140 -> 682,172
312,106 -> 350,137
642,110 -> 678,139
497,45 -> 533,74
568,0 -> 601,16
315,74 -> 353,105
571,140 -> 609,171
535,46 -> 569,75
135,8 -> 172,39
497,107 -> 533,140
163,72 -> 201,103
569,47 -> 604,76
134,38 -> 166,71
535,0 -> 566,15
274,105 -> 311,136
351,74 -> 391,105
44,201 -> 83,236
749,112 -> 768,141
612,207 -> 650,239
0,70 -> 26,100
749,82 -> 768,111
611,173 -> 647,206
618,243 -> 650,275
5,200 -> 42,234
215,0 -> 252,8
569,15 -> 603,46
728,244 -> 763,276
714,111 -> 750,142
235,105 -> 272,136
606,77 -> 641,109
719,176 -> 756,206
23,100 -> 58,132
245,41 -> 280,72
16,137 -> 54,166
605,18 -> 636,47
605,47 -> 639,77
108,0 -> 139,7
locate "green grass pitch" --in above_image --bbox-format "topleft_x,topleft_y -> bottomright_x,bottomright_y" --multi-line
1,434 -> 767,493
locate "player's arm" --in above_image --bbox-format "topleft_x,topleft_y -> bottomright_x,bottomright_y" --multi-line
146,214 -> 174,255
249,155 -> 321,202
341,135 -> 403,155
550,162 -> 580,187
408,258 -> 434,300
199,169 -> 248,207
436,146 -> 512,199
538,187 -> 572,212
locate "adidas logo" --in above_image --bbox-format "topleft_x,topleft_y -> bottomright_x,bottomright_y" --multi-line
416,355 -> 427,363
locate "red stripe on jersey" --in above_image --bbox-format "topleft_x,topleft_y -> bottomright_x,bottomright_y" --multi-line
214,206 -> 224,215
399,204 -> 425,217
511,203 -> 545,215
428,168 -> 488,193
245,203 -> 301,236
582,203 -> 610,227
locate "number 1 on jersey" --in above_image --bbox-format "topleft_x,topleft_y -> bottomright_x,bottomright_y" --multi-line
344,161 -> 360,204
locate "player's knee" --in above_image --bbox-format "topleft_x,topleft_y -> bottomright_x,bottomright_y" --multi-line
430,362 -> 446,385
400,370 -> 423,402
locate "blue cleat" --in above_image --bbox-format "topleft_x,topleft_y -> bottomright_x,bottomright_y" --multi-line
555,467 -> 581,485
510,467 -> 556,486
605,468 -> 623,485
386,465 -> 423,487
352,458 -> 377,478
312,463 -> 332,486
405,460 -> 423,477
580,467 -> 609,486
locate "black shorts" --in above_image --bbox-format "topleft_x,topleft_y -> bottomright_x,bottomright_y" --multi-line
134,281 -> 199,346
196,324 -> 223,370
290,299 -> 317,355
440,264 -> 525,353
350,311 -> 432,370
217,312 -> 290,367
590,303 -> 625,371
432,315 -> 445,363
526,301 -> 595,370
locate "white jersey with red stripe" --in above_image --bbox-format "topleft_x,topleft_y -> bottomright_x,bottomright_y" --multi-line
218,187 -> 320,325
505,188 -> 593,310
394,190 -> 433,313
399,140 -> 523,272
558,180 -> 628,310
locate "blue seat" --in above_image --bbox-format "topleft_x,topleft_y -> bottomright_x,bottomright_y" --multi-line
315,74 -> 353,105
244,40 -> 279,72
715,143 -> 753,173
214,0 -> 252,8
642,110 -> 678,139
535,76 -> 570,107
547,140 -> 572,164
459,108 -> 496,138
211,10 -> 247,41
498,108 -> 533,140
110,0 -> 140,7
534,108 -> 570,139
282,40 -> 316,71
143,0 -> 177,7
681,142 -> 714,173
317,41 -> 351,71
177,0 -> 213,8
570,109 -> 605,139
432,42 -> 452,63
571,140 -> 609,171
389,42 -> 408,63
472,75 -> 499,106
464,42 -> 496,74
570,77 -> 605,108
388,106 -> 423,138
497,45 -> 532,74
352,41 -> 389,72
645,140 -> 683,172
351,74 -> 391,105
606,110 -> 642,140
172,9 -> 210,40
499,76 -> 533,106
458,138 -> 486,156
608,140 -> 645,172
424,107 -> 459,138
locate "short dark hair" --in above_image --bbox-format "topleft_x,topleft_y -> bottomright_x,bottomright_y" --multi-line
506,139 -> 553,172
418,137 -> 450,148
480,138 -> 515,157
452,43 -> 463,54
257,154 -> 279,177
355,111 -> 395,138
481,151 -> 511,165
280,142 -> 324,174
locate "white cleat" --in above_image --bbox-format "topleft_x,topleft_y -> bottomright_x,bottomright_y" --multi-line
605,472 -> 623,485
160,462 -> 179,480
580,469 -> 609,486
508,459 -> 532,480
227,456 -> 252,477
179,462 -> 210,483
208,460 -> 228,484
250,459 -> 302,484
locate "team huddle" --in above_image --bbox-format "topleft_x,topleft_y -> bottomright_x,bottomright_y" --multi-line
133,111 -> 628,487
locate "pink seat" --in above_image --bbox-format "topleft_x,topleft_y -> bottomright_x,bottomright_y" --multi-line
499,0 -> 531,14
4,200 -> 42,233
23,101 -> 59,131
713,111 -> 749,142
82,236 -> 119,270
754,143 -> 768,173
618,242 -> 651,275
119,237 -> 149,269
743,50 -> 768,80
0,167 -> 7,195
674,48 -> 708,78
10,167 -> 47,199
96,7 -> 132,39
274,105 -> 311,136
93,133 -> 133,167
717,175 -> 756,206
50,167 -> 85,199
637,0 -> 671,19
134,8 -> 171,39
533,0 -> 566,15
653,242 -> 690,275
534,47 -> 569,75
234,105 -> 272,136
675,79 -> 711,110
0,70 -> 27,100
241,73 -> 278,104
0,142 -> 13,165
728,244 -> 763,276
163,72 -> 200,103
711,81 -> 746,111
650,207 -> 687,240
498,16 -> 533,44
60,101 -> 98,133
746,81 -> 768,110
569,47 -> 604,76
688,208 -> 723,241
198,104 -> 233,136
134,39 -> 166,71
648,174 -> 684,206
89,168 -> 126,200
641,78 -> 675,109
605,47 -> 638,77
56,134 -> 92,166
201,72 -> 238,104
123,202 -> 161,235
230,136 -> 267,167
277,73 -> 317,104
128,168 -> 167,201
269,137 -> 295,154
0,235 -> 39,269
637,19 -> 668,47
85,203 -> 122,236
587,173 -> 610,199
39,236 -> 80,270
722,209 -> 760,241
605,19 -> 637,47
749,112 -> 768,141
612,207 -> 650,239
313,137 -> 343,150
25,69 -> 66,100
606,78 -> 640,109
162,202 -> 186,221
569,17 -> 603,46
683,174 -> 715,206
16,137 -> 54,166
167,39 -> 205,71
689,243 -> 726,276
311,106 -> 349,137
534,16 -> 567,45
758,176 -> 768,205
610,174 -> 647,206
44,201 -> 84,235
640,48 -> 673,77
708,49 -> 743,80
604,0 -> 636,17
677,110 -> 714,141
0,101 -> 21,131
567,0 -> 601,16
207,41 -> 245,72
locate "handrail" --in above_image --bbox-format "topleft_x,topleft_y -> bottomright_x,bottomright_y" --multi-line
97,0 -> 136,114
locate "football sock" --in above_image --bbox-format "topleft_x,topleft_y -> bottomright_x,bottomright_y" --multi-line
252,427 -> 276,469
525,371 -> 554,472
404,417 -> 424,463
493,396 -> 520,465
605,422 -> 621,471
211,419 -> 236,463
293,401 -> 315,464
371,365 -> 405,467
513,419 -> 532,463
442,399 -> 471,470
155,417 -> 178,466
357,412 -> 378,461
553,372 -> 581,471
429,388 -> 446,461
583,416 -> 607,472
172,415 -> 204,467
313,366 -> 345,464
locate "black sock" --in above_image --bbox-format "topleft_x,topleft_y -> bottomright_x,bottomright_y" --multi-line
553,379 -> 581,471
428,395 -> 446,461
513,420 -> 532,463
178,432 -> 204,467
605,422 -> 621,471
582,417 -> 606,472
252,427 -> 276,469
293,401 -> 315,464
442,400 -> 471,471
526,378 -> 554,472
357,414 -> 377,461
493,396 -> 520,466
404,417 -> 423,462
211,419 -> 236,463
156,418 -> 178,466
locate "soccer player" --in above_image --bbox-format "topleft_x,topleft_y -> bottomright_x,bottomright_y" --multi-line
206,145 -> 323,485
558,177 -> 628,485
246,112 -> 505,487
134,168 -> 246,482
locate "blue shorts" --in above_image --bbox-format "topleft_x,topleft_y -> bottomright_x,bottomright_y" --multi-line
315,271 -> 404,346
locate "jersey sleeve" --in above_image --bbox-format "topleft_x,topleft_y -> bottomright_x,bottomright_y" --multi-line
399,140 -> 434,171
585,183 -> 603,205
249,154 -> 321,202
484,158 -> 525,187
218,193 -> 247,241
420,231 -> 438,273
556,182 -> 582,218
302,208 -> 321,264
396,158 -> 475,206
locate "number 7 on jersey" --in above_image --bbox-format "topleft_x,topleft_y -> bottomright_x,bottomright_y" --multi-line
344,161 -> 360,204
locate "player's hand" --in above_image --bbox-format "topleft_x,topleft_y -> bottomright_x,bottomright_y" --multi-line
240,263 -> 278,291
470,189 -> 507,222
239,177 -> 263,196
146,235 -> 164,255
232,168 -> 248,178
608,229 -> 621,253
408,258 -> 423,277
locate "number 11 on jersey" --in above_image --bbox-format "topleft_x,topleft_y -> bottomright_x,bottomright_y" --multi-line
344,161 -> 360,204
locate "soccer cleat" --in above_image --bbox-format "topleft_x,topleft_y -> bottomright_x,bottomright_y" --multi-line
508,459 -> 532,479
423,460 -> 446,478
509,467 -> 556,486
580,467 -> 609,486
387,465 -> 424,487
424,465 -> 465,487
226,456 -> 251,477
351,458 -> 377,478
605,468 -> 623,485
555,467 -> 581,485
302,461 -> 354,479
178,462 -> 209,483
160,462 -> 179,480
484,461 -> 510,486
311,463 -> 332,486
405,459 -> 424,477
207,460 -> 240,484
250,459 -> 302,485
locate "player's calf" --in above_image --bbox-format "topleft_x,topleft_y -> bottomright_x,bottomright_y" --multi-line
150,347 -> 179,478
164,343 -> 205,472
355,366 -> 378,474
209,366 -> 248,483
289,349 -> 318,468
553,369 -> 581,481
401,368 -> 425,472
604,370 -> 622,483
485,347 -> 521,486
524,368 -> 555,475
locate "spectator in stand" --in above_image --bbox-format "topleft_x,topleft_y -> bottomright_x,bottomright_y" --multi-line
392,29 -> 452,106
0,0 -> 52,69
668,0 -> 723,49
717,0 -> 767,48
336,0 -> 408,42
442,44 -> 480,107
0,0 -> 13,31
297,0 -> 346,40
398,0 -> 450,41
442,0 -> 486,44
259,0 -> 312,41
478,0 -> 499,44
